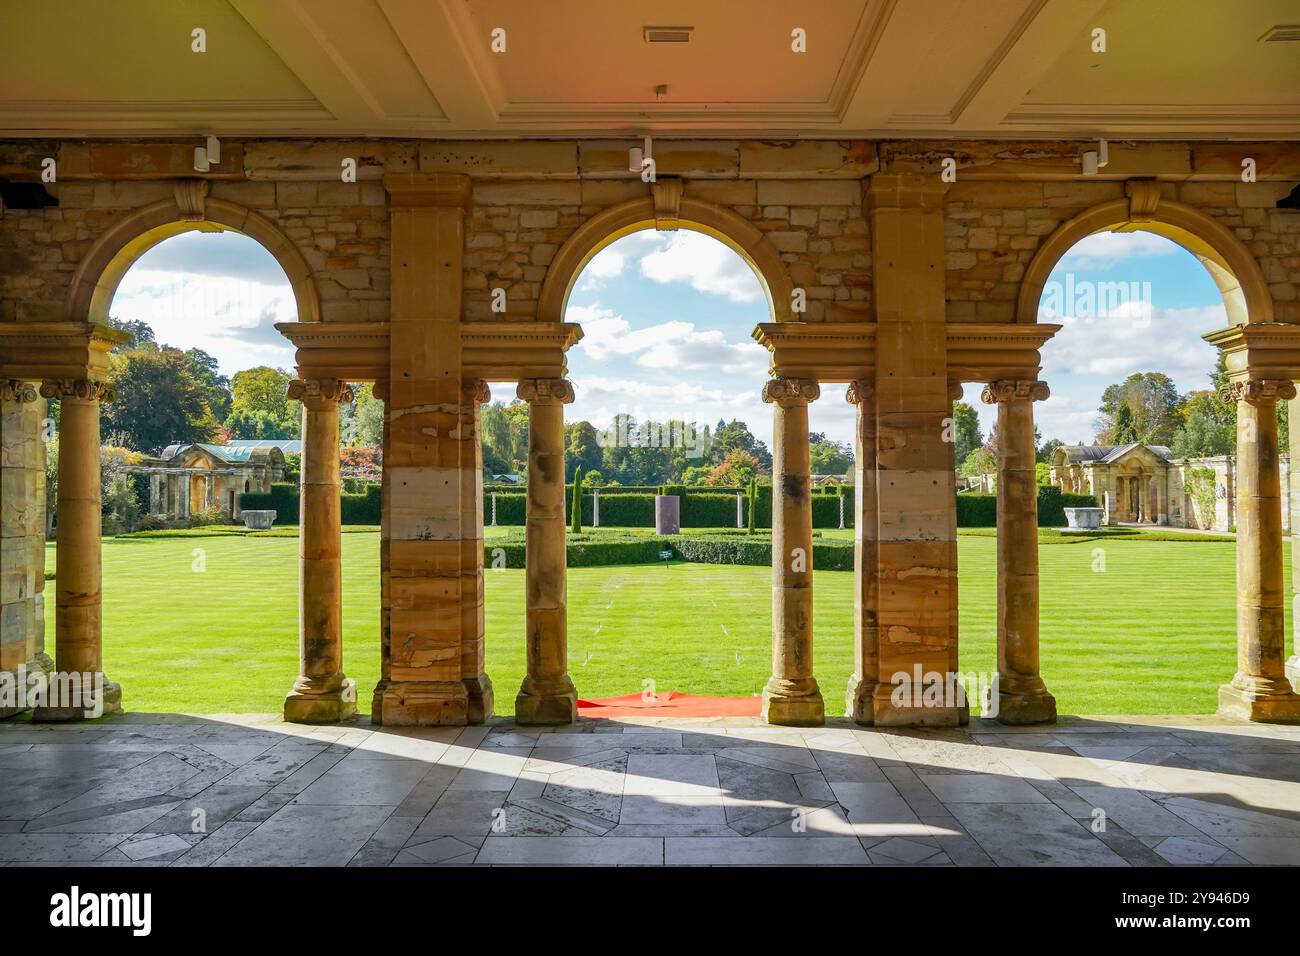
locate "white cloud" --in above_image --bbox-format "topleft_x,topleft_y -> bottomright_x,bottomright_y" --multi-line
639,231 -> 765,303
1055,230 -> 1182,270
576,246 -> 627,291
569,302 -> 768,374
1043,304 -> 1225,381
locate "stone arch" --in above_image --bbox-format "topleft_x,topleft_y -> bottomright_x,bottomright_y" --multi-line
1016,190 -> 1273,327
537,195 -> 795,323
66,189 -> 320,327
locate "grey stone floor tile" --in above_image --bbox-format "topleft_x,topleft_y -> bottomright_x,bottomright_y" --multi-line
118,832 -> 192,861
477,836 -> 663,865
295,755 -> 429,806
1070,786 -> 1204,837
0,831 -> 132,863
409,790 -> 507,840
213,804 -> 394,866
349,816 -> 421,866
1153,836 -> 1228,865
664,836 -> 868,865
620,795 -> 726,825
920,772 -> 1049,805
147,785 -> 269,834
624,754 -> 719,796
170,821 -> 260,867
947,803 -> 1130,866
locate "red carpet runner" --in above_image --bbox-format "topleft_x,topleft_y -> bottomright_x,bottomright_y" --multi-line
576,691 -> 761,718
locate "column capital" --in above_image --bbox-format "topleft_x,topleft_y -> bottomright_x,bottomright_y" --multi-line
39,378 -> 115,402
1219,379 -> 1297,407
948,379 -> 965,403
371,379 -> 389,403
763,377 -> 820,406
287,378 -> 354,408
462,379 -> 491,405
981,379 -> 1049,405
517,378 -> 574,405
845,378 -> 873,405
1,380 -> 39,403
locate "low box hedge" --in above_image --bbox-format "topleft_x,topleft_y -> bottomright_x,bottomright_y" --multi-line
484,532 -> 855,570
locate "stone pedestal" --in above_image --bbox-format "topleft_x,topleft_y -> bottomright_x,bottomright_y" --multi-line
515,378 -> 577,725
762,377 -> 824,727
983,380 -> 1056,725
283,379 -> 356,724
1219,381 -> 1300,722
33,379 -> 120,721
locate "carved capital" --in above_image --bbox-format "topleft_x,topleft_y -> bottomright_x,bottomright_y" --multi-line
517,377 -> 575,405
462,379 -> 491,406
371,379 -> 389,403
1220,379 -> 1297,407
763,377 -> 820,406
652,177 -> 684,231
980,379 -> 1049,405
174,179 -> 209,222
40,378 -> 115,403
1,380 -> 39,403
948,379 -> 965,403
845,379 -> 873,406
286,378 -> 354,408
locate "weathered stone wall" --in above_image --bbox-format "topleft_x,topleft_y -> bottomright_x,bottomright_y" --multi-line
462,176 -> 870,323
943,179 -> 1300,324
0,177 -> 390,326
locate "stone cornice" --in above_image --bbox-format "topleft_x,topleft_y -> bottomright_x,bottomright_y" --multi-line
1204,323 -> 1300,385
0,321 -> 128,382
946,323 -> 1060,384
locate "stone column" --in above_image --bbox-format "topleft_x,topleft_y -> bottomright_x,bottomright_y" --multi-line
762,376 -> 824,726
34,379 -> 120,720
946,380 -> 967,722
283,378 -> 356,723
1,381 -> 53,717
460,379 -> 493,723
845,379 -> 878,724
515,377 -> 577,725
867,173 -> 959,726
982,379 -> 1056,724
1219,380 -> 1300,721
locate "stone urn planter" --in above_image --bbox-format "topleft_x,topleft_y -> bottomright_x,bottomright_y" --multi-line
241,510 -> 277,530
1063,507 -> 1104,530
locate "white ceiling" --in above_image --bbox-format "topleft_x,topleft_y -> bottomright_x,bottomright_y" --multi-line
0,0 -> 1296,139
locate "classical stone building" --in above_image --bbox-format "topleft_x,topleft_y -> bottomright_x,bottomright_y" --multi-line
1049,442 -> 1292,531
2,3 -> 1299,728
126,440 -> 288,521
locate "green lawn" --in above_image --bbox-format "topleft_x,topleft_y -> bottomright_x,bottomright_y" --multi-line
44,530 -> 1293,717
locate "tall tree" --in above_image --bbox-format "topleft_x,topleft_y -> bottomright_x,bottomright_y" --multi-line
1097,372 -> 1181,445
951,401 -> 982,467
564,420 -> 604,480
809,431 -> 853,475
103,347 -> 222,453
1112,403 -> 1138,443
229,366 -> 299,438
352,383 -> 385,448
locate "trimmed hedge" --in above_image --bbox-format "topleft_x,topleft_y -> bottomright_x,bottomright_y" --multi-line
238,481 -> 381,526
955,487 -> 1099,527
484,532 -> 855,570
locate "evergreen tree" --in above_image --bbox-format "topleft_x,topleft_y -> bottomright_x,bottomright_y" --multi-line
1113,403 -> 1138,444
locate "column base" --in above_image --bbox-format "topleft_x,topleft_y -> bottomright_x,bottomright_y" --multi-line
992,690 -> 1057,725
464,673 -> 495,725
372,680 -> 469,726
762,678 -> 824,727
870,683 -> 961,728
844,674 -> 875,726
1218,673 -> 1300,724
283,677 -> 357,724
32,675 -> 122,722
515,689 -> 577,726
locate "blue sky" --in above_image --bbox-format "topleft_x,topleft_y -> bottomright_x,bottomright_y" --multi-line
110,225 -> 1230,452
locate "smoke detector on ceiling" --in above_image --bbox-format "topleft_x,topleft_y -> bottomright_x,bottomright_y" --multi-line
644,26 -> 693,43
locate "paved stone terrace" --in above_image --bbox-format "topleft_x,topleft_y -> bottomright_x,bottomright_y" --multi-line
1,714 -> 1298,866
